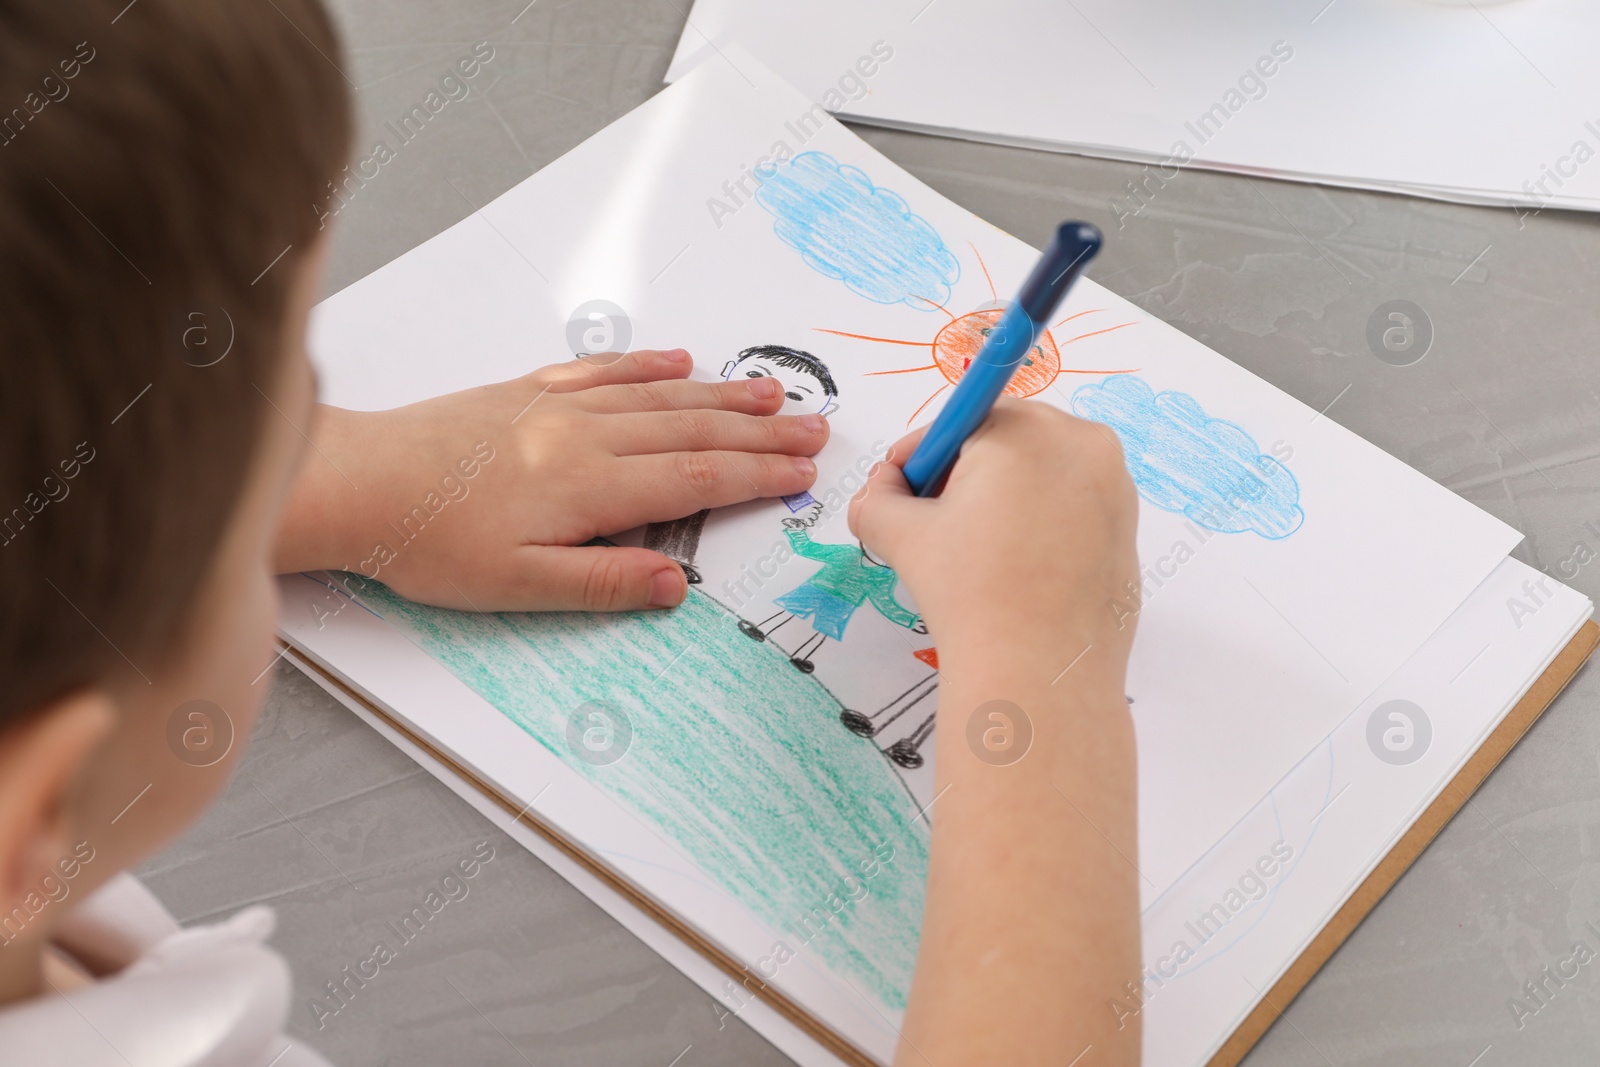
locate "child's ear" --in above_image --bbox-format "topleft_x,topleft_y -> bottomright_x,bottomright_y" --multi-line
821,398 -> 839,417
721,360 -> 736,379
0,691 -> 114,917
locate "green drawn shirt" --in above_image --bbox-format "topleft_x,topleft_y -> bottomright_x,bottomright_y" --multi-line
785,528 -> 919,628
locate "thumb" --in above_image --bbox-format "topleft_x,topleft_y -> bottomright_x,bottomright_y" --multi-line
501,544 -> 687,612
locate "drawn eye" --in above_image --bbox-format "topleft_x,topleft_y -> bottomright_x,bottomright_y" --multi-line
979,327 -> 992,337
745,370 -> 765,379
785,391 -> 803,401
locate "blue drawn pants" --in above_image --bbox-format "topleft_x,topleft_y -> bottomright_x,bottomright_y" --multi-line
773,584 -> 857,641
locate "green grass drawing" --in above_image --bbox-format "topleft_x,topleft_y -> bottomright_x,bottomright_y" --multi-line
348,575 -> 931,1009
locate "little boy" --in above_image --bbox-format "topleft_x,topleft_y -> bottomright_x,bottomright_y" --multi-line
0,2 -> 1143,1065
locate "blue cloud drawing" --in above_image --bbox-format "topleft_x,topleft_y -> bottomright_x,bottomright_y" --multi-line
754,151 -> 959,309
1072,374 -> 1304,539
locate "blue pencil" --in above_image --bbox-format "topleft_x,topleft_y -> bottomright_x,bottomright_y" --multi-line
901,222 -> 1104,496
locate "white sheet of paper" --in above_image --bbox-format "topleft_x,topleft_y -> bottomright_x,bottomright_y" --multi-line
665,0 -> 1600,213
1139,556 -> 1590,1066
291,48 -> 1520,1059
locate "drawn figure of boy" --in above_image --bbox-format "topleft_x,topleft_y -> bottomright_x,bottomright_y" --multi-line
739,519 -> 924,673
644,344 -> 838,583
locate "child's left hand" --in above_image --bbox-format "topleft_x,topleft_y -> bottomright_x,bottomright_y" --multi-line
274,348 -> 828,611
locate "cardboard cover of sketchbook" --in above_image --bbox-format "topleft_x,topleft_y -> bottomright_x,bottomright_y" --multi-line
280,50 -> 1595,1066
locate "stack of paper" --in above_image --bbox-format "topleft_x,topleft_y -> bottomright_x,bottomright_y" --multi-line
665,0 -> 1600,217
281,51 -> 1591,1067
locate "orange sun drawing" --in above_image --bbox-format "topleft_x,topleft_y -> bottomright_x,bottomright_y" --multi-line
817,244 -> 1140,424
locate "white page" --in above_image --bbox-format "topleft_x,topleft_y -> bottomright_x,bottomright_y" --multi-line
1140,557 -> 1590,1066
295,48 -> 1518,1055
665,0 -> 1600,212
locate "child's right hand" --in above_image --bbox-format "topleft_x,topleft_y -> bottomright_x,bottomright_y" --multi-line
848,398 -> 1140,688
855,402 -> 1146,1066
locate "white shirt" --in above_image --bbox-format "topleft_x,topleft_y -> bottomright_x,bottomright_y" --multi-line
0,874 -> 331,1067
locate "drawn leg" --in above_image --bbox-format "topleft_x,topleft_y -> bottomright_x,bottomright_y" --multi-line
789,631 -> 827,673
841,673 -> 938,737
643,509 -> 710,584
738,610 -> 794,642
885,712 -> 936,769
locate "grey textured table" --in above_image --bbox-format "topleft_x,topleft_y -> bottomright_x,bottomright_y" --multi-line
137,2 -> 1600,1064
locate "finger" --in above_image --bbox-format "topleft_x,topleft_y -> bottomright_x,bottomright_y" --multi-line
576,375 -> 788,416
532,348 -> 695,393
619,451 -> 818,515
939,398 -> 1052,491
604,409 -> 829,458
882,425 -> 930,470
960,395 -> 1032,451
848,455 -> 927,558
849,425 -> 931,554
475,544 -> 689,612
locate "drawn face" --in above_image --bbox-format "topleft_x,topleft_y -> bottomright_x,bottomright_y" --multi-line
819,243 -> 1140,428
722,354 -> 838,416
933,309 -> 1060,398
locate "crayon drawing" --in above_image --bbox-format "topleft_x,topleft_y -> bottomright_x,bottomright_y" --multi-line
720,512 -> 937,769
754,151 -> 960,309
642,511 -> 711,586
738,520 -> 922,673
639,331 -> 941,776
723,343 -> 839,415
1072,374 -> 1305,539
644,344 -> 838,583
339,574 -> 931,1009
840,662 -> 939,770
817,244 -> 1139,424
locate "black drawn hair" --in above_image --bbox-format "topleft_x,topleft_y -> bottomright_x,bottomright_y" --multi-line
734,344 -> 838,397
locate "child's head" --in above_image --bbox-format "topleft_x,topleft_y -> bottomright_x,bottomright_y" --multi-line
0,0 -> 349,967
722,344 -> 839,415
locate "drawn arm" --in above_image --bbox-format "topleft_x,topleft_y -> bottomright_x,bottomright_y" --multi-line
784,526 -> 856,564
866,577 -> 920,629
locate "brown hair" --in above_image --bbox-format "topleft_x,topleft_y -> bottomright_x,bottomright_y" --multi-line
0,0 -> 352,723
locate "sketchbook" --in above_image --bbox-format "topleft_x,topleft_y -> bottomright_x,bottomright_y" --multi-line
285,558 -> 1593,1067
664,0 -> 1600,215
281,49 -> 1585,1065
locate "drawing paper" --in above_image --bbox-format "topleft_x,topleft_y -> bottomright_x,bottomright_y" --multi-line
1139,556 -> 1590,1065
287,49 -> 1522,1059
665,0 -> 1600,212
